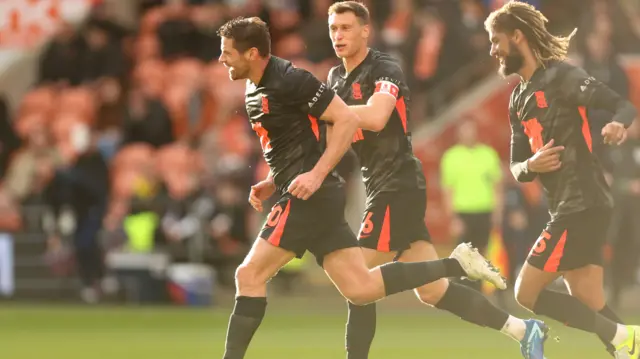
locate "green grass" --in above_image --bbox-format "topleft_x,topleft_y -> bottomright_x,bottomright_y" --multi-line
0,299 -> 631,359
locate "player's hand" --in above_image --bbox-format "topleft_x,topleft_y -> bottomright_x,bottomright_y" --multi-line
288,169 -> 324,200
527,139 -> 564,173
602,121 -> 627,145
249,179 -> 276,212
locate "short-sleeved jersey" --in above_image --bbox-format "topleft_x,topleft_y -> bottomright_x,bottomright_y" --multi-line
509,60 -> 636,219
327,49 -> 426,198
245,56 -> 341,195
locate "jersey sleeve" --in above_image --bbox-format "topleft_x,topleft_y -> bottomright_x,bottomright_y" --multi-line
284,68 -> 335,119
508,93 -> 537,182
560,65 -> 637,128
370,59 -> 405,100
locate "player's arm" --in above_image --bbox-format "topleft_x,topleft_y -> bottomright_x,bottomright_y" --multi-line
290,68 -> 358,179
562,67 -> 637,128
509,113 -> 538,182
316,96 -> 359,176
349,60 -> 404,132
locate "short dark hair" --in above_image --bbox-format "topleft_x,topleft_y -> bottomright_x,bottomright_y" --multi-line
217,17 -> 271,57
328,1 -> 370,24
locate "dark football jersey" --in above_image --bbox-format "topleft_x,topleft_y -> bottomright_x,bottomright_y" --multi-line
327,49 -> 426,198
509,60 -> 637,219
245,56 -> 342,195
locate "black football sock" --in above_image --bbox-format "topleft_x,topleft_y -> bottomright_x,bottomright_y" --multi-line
380,258 -> 466,296
599,305 -> 624,355
533,290 -> 617,342
345,301 -> 376,359
435,282 -> 510,330
223,296 -> 267,359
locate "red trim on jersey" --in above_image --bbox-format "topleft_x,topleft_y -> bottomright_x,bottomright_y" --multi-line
353,128 -> 364,143
377,206 -> 392,252
352,83 -> 363,100
578,106 -> 593,153
374,80 -> 399,98
261,96 -> 270,114
396,97 -> 407,134
267,200 -> 291,247
308,115 -> 320,141
543,230 -> 567,272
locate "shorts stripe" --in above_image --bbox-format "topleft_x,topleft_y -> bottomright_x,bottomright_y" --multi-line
268,200 -> 291,247
376,206 -> 391,252
543,229 -> 568,272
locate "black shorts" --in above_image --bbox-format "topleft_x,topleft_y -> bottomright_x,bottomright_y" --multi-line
357,189 -> 431,254
526,207 -> 612,272
258,186 -> 358,267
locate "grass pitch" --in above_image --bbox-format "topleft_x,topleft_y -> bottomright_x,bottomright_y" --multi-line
0,297 -> 631,359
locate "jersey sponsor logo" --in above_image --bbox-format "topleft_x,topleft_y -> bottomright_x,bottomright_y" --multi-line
308,83 -> 327,109
261,95 -> 269,114
352,82 -> 363,100
579,76 -> 596,92
374,80 -> 399,98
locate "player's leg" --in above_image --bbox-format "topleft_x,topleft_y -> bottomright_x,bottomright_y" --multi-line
223,199 -> 300,359
564,265 -> 625,356
399,240 -> 529,341
344,247 -> 395,359
516,216 -> 638,357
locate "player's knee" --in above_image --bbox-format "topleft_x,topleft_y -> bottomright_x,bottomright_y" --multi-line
514,284 -> 536,310
341,281 -> 379,306
234,263 -> 266,290
415,278 -> 448,306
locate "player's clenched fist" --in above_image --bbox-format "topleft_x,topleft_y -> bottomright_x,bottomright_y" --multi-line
249,179 -> 276,212
602,121 -> 627,145
527,139 -> 565,173
288,169 -> 324,200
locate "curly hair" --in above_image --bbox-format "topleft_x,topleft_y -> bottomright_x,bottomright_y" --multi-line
485,1 -> 576,64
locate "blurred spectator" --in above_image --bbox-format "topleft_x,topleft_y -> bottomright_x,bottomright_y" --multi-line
300,0 -> 335,64
0,97 -> 21,178
38,22 -> 82,86
3,126 -> 63,204
581,31 -> 630,166
604,121 -> 640,308
440,121 -> 503,289
157,0 -> 198,61
45,130 -> 110,303
122,87 -> 174,148
190,3 -> 225,62
79,21 -> 126,83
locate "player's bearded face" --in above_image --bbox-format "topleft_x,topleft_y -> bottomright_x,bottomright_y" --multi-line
219,38 -> 250,80
499,40 -> 524,77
